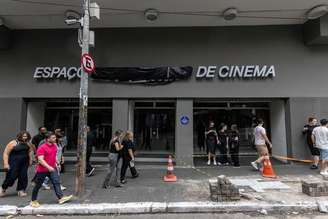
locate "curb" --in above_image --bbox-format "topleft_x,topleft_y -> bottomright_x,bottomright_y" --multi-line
0,201 -> 324,216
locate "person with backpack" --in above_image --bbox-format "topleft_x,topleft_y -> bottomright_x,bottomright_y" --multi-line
0,131 -> 33,197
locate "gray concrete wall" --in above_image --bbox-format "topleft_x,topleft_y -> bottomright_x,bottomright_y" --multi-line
270,100 -> 288,162
1,26 -> 328,98
0,98 -> 25,169
175,99 -> 193,167
112,99 -> 129,134
26,102 -> 45,137
287,98 -> 328,160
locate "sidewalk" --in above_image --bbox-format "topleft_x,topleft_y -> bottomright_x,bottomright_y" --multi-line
0,163 -> 327,216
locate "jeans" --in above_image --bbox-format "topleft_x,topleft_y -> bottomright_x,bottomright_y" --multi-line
229,142 -> 240,165
2,155 -> 29,191
32,171 -> 63,201
43,164 -> 61,186
217,144 -> 229,164
102,153 -> 122,188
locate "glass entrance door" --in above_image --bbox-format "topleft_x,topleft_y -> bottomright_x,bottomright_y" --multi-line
134,101 -> 175,153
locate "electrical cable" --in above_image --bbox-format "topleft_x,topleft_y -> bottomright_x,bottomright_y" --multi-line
7,0 -> 309,21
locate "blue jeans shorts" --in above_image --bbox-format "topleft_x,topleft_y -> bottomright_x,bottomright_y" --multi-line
320,149 -> 328,161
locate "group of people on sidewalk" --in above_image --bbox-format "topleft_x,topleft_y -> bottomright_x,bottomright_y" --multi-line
205,118 -> 273,171
102,130 -> 139,189
303,117 -> 328,176
0,126 -> 140,206
0,127 -> 72,207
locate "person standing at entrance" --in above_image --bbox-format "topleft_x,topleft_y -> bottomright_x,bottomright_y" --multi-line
251,119 -> 272,170
311,119 -> 328,176
217,123 -> 229,166
205,121 -> 219,166
86,126 -> 96,177
120,131 -> 139,184
30,132 -> 72,207
303,117 -> 320,169
102,130 -> 124,189
228,124 -> 240,167
31,126 -> 47,152
0,131 -> 33,197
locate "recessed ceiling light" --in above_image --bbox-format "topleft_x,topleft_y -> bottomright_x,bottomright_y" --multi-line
144,9 -> 159,22
307,5 -> 328,20
223,8 -> 238,21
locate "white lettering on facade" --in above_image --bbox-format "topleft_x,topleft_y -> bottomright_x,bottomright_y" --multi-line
196,65 -> 276,79
34,67 -> 81,80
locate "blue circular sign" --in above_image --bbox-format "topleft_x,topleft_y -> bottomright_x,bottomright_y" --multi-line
180,116 -> 189,125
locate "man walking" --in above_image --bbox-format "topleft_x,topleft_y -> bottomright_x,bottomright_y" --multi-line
30,132 -> 72,207
312,119 -> 328,176
31,126 -> 47,152
251,119 -> 272,170
86,126 -> 96,176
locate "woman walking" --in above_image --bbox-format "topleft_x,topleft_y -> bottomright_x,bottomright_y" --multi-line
120,131 -> 139,184
102,130 -> 124,189
0,131 -> 33,197
205,121 -> 219,166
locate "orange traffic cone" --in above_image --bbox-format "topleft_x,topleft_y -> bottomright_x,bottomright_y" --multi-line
262,157 -> 277,178
164,155 -> 177,182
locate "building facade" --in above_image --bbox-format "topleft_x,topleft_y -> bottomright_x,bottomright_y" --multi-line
1,22 -> 328,167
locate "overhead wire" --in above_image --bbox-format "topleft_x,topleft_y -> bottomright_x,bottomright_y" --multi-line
6,0 -> 308,20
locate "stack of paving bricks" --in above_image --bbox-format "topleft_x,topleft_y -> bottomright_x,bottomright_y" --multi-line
209,175 -> 240,202
302,179 -> 328,197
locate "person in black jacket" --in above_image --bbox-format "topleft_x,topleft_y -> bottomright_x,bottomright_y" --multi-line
217,123 -> 229,166
228,124 -> 240,167
31,127 -> 47,152
120,131 -> 139,184
303,117 -> 320,169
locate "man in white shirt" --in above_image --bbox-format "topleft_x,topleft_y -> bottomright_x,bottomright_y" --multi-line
251,119 -> 272,170
311,119 -> 328,176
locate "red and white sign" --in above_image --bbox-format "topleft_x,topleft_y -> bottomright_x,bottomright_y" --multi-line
81,53 -> 96,74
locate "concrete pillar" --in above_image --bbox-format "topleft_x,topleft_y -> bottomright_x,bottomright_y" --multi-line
0,98 -> 26,169
112,99 -> 129,134
175,99 -> 194,167
270,100 -> 288,162
26,102 -> 46,137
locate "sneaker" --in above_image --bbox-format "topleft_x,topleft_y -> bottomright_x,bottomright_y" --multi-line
60,185 -> 67,191
223,162 -> 230,166
58,195 -> 73,204
310,164 -> 319,169
207,160 -> 211,166
131,173 -> 139,178
17,191 -> 27,197
233,163 -> 241,168
0,187 -> 5,197
217,162 -> 222,166
42,183 -> 51,190
120,179 -> 127,184
30,200 -> 41,208
251,161 -> 259,170
213,160 -> 217,166
87,167 -> 95,177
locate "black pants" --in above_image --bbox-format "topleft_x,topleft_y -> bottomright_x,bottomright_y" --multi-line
217,144 -> 229,164
32,171 -> 63,201
2,155 -> 29,192
121,157 -> 138,181
229,143 -> 240,166
86,148 -> 93,173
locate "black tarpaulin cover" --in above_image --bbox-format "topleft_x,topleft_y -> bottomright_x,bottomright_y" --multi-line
91,66 -> 193,85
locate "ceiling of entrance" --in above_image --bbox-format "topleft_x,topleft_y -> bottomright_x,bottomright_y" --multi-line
0,0 -> 328,29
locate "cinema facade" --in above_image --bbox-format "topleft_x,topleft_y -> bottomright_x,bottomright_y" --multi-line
1,19 -> 328,166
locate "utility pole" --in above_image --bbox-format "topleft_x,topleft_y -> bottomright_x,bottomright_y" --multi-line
75,0 -> 90,197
